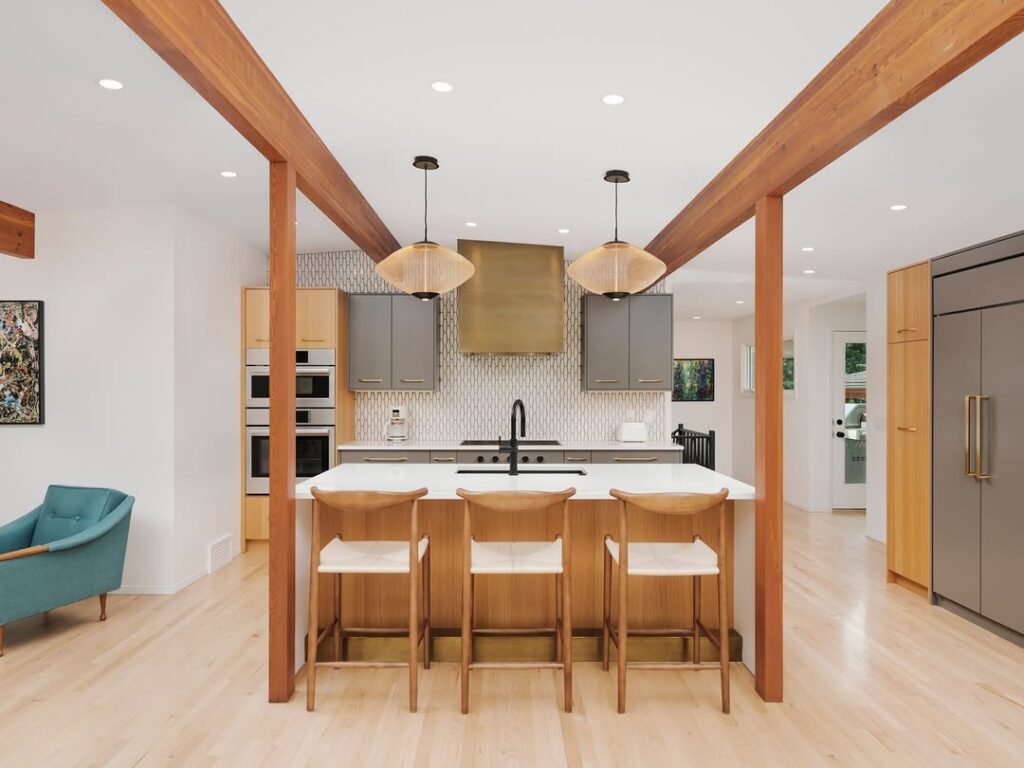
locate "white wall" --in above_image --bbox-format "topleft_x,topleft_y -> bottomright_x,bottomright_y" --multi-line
864,275 -> 888,542
0,204 -> 264,592
670,320 -> 733,475
730,294 -> 866,512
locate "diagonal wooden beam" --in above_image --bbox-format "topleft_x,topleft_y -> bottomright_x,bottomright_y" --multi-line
647,0 -> 1024,273
102,0 -> 400,260
0,200 -> 35,259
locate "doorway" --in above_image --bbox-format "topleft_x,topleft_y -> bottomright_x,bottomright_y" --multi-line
831,331 -> 867,509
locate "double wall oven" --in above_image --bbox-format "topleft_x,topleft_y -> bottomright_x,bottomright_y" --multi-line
245,349 -> 336,494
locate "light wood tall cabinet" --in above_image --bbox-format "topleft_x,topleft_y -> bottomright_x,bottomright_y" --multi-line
886,261 -> 931,595
240,287 -> 354,547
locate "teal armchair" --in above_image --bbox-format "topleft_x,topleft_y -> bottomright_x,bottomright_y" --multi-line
0,485 -> 134,656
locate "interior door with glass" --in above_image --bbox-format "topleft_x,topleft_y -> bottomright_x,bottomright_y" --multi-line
831,331 -> 867,509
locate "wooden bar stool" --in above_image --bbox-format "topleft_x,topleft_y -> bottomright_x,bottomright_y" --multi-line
455,488 -> 576,714
306,487 -> 430,713
602,488 -> 731,714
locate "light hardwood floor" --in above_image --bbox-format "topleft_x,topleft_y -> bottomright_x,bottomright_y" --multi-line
2,506 -> 1024,767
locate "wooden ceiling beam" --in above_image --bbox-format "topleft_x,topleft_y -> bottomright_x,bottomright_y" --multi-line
102,0 -> 400,260
0,201 -> 35,259
646,0 -> 1024,273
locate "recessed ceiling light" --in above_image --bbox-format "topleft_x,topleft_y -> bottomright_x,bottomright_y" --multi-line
803,269 -> 816,275
465,221 -> 478,228
602,94 -> 625,105
692,315 -> 702,320
220,170 -> 238,178
98,78 -> 123,90
735,300 -> 745,305
801,246 -> 815,252
558,228 -> 570,234
889,204 -> 908,211
431,81 -> 453,93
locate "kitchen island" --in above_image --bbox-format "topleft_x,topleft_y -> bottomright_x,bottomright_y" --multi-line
293,463 -> 757,674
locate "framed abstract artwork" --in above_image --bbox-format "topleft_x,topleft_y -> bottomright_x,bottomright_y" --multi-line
672,358 -> 714,402
0,300 -> 44,424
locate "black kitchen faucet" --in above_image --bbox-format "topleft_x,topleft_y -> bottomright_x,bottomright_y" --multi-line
498,399 -> 527,475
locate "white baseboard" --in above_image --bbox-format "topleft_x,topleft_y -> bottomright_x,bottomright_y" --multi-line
114,566 -> 209,596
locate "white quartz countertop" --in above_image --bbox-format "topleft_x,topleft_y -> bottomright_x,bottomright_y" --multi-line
297,463 -> 753,501
336,440 -> 684,452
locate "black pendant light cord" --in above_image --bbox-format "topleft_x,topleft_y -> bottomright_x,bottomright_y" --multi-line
613,180 -> 619,242
423,164 -> 429,242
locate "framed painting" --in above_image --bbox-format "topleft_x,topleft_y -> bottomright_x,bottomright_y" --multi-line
0,300 -> 44,424
672,358 -> 714,402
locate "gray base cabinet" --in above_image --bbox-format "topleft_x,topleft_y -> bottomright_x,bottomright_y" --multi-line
581,294 -> 672,391
348,294 -> 440,390
933,241 -> 1024,636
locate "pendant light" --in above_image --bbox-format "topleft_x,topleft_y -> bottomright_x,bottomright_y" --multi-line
375,155 -> 475,301
567,170 -> 666,300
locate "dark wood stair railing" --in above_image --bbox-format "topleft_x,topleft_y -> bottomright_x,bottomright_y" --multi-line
670,423 -> 716,471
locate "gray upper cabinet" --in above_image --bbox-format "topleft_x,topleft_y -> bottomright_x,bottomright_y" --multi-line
392,296 -> 439,390
349,294 -> 440,390
581,294 -> 672,391
582,295 -> 630,390
348,295 -> 392,390
628,295 -> 673,390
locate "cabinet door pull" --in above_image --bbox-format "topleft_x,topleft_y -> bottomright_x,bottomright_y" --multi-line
255,337 -> 270,342
358,378 -> 384,383
595,379 -> 621,384
612,456 -> 657,462
896,426 -> 918,432
565,456 -> 589,462
362,457 -> 408,462
637,378 -> 663,384
896,328 -> 918,334
964,395 -> 974,477
975,395 -> 991,480
300,337 -> 325,343
401,378 -> 426,384
431,456 -> 455,462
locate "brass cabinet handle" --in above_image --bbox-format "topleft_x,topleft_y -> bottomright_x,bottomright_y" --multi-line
976,395 -> 991,480
300,337 -> 325,343
595,379 -> 621,384
358,378 -> 384,383
896,328 -> 918,334
401,378 -> 426,383
637,379 -> 663,384
896,426 -> 918,432
565,456 -> 589,462
255,337 -> 270,342
362,457 -> 408,462
612,457 -> 658,462
964,395 -> 975,478
431,457 -> 455,462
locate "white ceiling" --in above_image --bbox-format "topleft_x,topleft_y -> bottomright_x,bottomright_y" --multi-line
2,1 -> 1022,320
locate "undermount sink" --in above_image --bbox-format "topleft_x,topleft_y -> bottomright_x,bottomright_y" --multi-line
459,439 -> 561,446
456,468 -> 587,475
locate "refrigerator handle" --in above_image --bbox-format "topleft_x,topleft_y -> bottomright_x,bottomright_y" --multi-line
975,395 -> 991,480
964,395 -> 975,478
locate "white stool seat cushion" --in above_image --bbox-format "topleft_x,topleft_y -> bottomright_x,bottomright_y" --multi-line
471,538 -> 563,575
605,539 -> 719,576
318,537 -> 428,574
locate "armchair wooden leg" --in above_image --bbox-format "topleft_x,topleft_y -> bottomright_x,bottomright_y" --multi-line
99,593 -> 107,621
602,537 -> 611,671
0,624 -> 4,657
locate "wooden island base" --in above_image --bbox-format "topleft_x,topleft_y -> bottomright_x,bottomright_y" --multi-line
305,499 -> 739,664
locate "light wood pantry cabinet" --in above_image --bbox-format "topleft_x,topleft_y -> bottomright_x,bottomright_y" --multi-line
348,294 -> 440,391
886,260 -> 931,595
581,294 -> 673,391
243,287 -> 338,349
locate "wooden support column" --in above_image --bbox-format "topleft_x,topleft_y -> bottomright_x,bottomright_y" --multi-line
754,195 -> 783,702
268,161 -> 297,703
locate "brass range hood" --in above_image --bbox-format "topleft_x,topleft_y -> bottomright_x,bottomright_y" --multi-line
456,239 -> 565,354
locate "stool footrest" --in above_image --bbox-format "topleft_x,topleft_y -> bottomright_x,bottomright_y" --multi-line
469,662 -> 564,670
315,661 -> 410,669
627,662 -> 722,671
472,627 -> 557,636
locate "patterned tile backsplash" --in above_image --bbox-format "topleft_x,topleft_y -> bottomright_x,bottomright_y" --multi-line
297,250 -> 669,442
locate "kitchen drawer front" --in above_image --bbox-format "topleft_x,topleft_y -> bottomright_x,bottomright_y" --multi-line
339,450 -> 430,464
563,451 -> 592,463
429,451 -> 458,464
591,451 -> 681,464
933,254 -> 1024,316
456,450 -> 565,465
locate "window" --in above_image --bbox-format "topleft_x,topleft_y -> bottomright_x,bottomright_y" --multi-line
740,339 -> 796,393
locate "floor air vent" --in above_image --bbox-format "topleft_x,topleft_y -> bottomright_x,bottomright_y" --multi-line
208,534 -> 232,573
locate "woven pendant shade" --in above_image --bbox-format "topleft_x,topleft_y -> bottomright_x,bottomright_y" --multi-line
567,240 -> 666,300
375,240 -> 475,300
